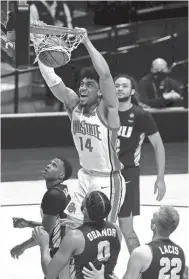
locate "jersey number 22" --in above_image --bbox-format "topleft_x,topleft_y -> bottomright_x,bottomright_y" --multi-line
158,257 -> 182,279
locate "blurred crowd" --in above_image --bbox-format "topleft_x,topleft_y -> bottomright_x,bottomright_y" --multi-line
27,1 -> 187,110
29,1 -> 73,29
1,1 -> 188,112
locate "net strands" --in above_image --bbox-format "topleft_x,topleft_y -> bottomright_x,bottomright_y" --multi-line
30,25 -> 84,64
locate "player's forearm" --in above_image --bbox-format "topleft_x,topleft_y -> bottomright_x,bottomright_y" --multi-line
38,60 -> 69,104
27,220 -> 42,228
38,60 -> 63,87
19,237 -> 37,251
40,245 -> 52,279
83,38 -> 111,77
153,139 -> 165,179
83,38 -> 118,109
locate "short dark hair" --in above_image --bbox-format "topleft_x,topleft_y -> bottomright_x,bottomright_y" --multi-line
56,157 -> 73,181
80,66 -> 99,84
114,74 -> 140,106
86,191 -> 111,226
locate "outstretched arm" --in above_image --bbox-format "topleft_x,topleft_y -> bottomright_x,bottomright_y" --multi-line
38,60 -> 79,118
10,214 -> 57,258
79,28 -> 119,129
82,31 -> 118,109
13,217 -> 42,228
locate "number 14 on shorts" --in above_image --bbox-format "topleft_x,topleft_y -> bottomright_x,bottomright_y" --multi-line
79,137 -> 93,152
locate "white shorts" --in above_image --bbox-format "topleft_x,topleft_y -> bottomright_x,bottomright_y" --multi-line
64,168 -> 126,225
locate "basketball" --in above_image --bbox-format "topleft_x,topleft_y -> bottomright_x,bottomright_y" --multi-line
38,37 -> 69,68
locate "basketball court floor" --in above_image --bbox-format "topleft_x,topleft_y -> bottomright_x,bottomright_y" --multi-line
1,144 -> 188,279
1,175 -> 188,279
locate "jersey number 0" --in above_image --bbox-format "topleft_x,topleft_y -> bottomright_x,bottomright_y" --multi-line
97,240 -> 110,261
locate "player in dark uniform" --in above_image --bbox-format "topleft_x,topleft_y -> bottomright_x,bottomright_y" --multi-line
33,191 -> 122,279
82,205 -> 186,279
123,205 -> 186,279
114,74 -> 166,254
10,157 -> 72,277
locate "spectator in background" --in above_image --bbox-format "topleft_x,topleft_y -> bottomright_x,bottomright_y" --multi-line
30,1 -> 73,28
30,1 -> 73,106
138,58 -> 183,108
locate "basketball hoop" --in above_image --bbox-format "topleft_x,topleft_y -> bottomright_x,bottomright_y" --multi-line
30,24 -> 85,66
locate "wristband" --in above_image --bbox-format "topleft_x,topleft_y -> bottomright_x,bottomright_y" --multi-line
38,59 -> 62,88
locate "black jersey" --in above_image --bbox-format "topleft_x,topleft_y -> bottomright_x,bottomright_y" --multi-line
70,221 -> 121,279
41,183 -> 70,218
142,239 -> 185,279
41,183 -> 71,249
118,105 -> 158,168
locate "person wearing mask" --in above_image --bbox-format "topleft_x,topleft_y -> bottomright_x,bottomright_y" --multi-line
138,58 -> 183,108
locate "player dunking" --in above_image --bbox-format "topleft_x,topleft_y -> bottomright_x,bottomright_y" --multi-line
37,27 -> 125,226
33,191 -> 122,279
114,74 -> 166,254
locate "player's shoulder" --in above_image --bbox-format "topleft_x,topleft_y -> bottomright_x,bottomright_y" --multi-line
107,221 -> 120,233
104,221 -> 122,240
43,185 -> 67,200
133,106 -> 154,125
170,240 -> 185,254
45,187 -> 61,196
132,105 -> 151,116
54,183 -> 69,193
67,228 -> 85,242
63,228 -> 86,254
104,220 -> 118,228
131,245 -> 152,262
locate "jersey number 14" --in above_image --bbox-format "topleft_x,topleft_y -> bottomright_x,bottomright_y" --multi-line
79,137 -> 93,152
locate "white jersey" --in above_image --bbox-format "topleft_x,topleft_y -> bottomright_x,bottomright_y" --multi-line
71,105 -> 122,173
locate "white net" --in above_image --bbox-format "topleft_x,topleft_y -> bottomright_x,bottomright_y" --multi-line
30,31 -> 84,65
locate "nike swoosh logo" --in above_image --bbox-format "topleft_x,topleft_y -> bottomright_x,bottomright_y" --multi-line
101,186 -> 109,189
126,181 -> 131,184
